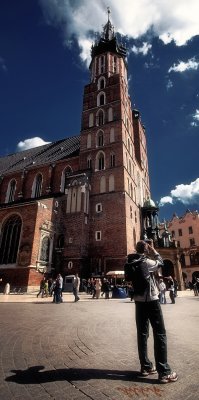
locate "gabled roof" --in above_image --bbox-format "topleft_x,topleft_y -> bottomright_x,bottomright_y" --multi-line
0,136 -> 80,176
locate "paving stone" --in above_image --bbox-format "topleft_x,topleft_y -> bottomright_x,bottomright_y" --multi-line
0,292 -> 198,400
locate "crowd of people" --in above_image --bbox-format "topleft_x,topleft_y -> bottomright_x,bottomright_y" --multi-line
36,273 -> 80,303
36,272 -> 179,305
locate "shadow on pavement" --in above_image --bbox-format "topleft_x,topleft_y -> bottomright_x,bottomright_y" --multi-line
5,365 -> 158,385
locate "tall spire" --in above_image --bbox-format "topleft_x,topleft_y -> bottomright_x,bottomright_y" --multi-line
90,9 -> 127,62
103,7 -> 114,41
107,6 -> 111,20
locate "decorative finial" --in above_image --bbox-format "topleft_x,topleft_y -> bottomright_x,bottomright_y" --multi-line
107,6 -> 111,21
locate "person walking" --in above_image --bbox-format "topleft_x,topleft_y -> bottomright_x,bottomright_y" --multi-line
37,277 -> 46,298
95,278 -> 102,299
158,278 -> 166,304
126,240 -> 178,384
167,276 -> 175,304
73,273 -> 80,302
54,274 -> 63,303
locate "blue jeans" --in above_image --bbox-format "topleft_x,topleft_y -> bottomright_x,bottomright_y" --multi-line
135,300 -> 171,376
55,288 -> 62,303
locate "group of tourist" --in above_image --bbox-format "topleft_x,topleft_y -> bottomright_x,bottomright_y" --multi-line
86,277 -> 112,299
36,273 -> 80,303
158,276 -> 178,304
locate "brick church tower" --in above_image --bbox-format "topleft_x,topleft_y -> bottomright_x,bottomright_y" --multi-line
79,11 -> 150,274
0,11 -> 151,290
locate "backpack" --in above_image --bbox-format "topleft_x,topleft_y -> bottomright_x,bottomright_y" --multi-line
124,254 -> 150,295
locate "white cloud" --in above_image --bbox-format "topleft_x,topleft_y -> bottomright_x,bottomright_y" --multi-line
159,196 -> 173,206
17,137 -> 50,151
131,42 -> 152,56
39,0 -> 199,64
159,178 -> 199,206
193,109 -> 199,121
190,109 -> 199,126
168,58 -> 199,73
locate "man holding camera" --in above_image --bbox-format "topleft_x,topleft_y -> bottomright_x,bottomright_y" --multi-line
128,240 -> 178,384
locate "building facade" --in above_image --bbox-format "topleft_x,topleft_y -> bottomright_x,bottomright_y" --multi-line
166,210 -> 199,283
0,15 -> 151,291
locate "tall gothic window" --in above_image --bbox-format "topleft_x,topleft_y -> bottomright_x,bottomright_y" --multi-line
0,215 -> 22,264
32,173 -> 42,198
60,166 -> 72,192
96,110 -> 104,126
97,130 -> 104,147
5,179 -> 16,203
40,236 -> 50,262
97,153 -> 105,170
98,77 -> 106,90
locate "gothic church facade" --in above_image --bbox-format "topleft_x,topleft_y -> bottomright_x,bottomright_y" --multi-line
0,16 -> 150,290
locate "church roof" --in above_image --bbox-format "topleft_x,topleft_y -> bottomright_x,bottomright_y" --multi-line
0,136 -> 80,176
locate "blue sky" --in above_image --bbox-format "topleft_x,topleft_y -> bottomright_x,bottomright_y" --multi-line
0,0 -> 199,221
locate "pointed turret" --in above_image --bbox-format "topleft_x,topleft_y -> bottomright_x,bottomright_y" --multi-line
90,8 -> 127,62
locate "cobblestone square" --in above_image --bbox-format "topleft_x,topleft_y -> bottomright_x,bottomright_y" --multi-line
0,292 -> 198,400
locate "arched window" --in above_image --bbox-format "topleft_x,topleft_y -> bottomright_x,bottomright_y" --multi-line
40,236 -> 50,262
109,175 -> 115,192
98,153 -> 105,170
97,130 -> 104,147
0,215 -> 22,264
98,77 -> 105,90
5,179 -> 16,203
108,107 -> 113,122
60,166 -> 72,192
89,113 -> 94,127
32,173 -> 42,198
97,92 -> 106,107
96,109 -> 104,126
110,127 -> 115,143
100,176 -> 106,193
